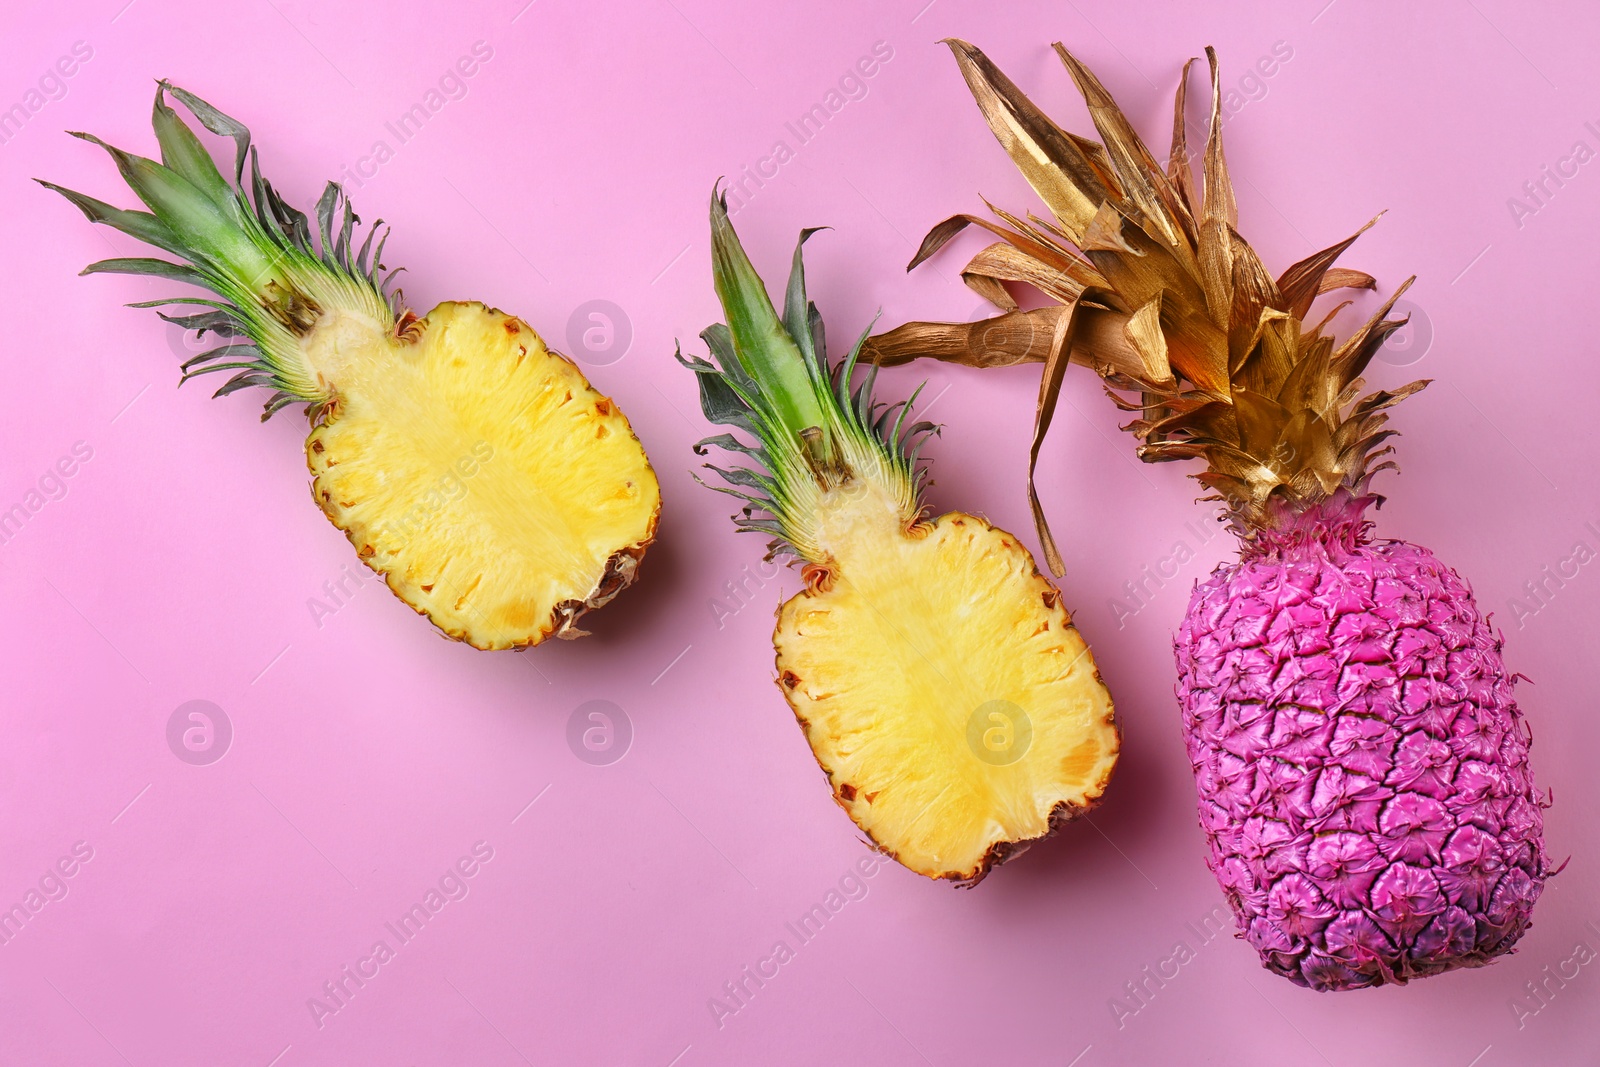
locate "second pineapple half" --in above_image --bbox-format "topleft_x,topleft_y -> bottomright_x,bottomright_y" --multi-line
43,85 -> 659,649
681,190 -> 1118,884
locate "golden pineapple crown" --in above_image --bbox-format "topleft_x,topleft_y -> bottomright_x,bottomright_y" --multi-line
868,41 -> 1428,566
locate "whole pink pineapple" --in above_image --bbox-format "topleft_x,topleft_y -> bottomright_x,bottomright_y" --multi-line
1179,493 -> 1547,989
869,40 -> 1551,988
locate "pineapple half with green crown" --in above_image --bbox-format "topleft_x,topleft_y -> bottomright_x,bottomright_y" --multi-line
41,84 -> 659,649
870,42 -> 1551,984
681,189 -> 1119,885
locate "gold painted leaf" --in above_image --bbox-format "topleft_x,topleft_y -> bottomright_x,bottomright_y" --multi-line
962,240 -> 1090,307
944,39 -> 1114,241
1053,42 -> 1189,252
1167,57 -> 1200,223
1123,297 -> 1173,384
1276,214 -> 1382,319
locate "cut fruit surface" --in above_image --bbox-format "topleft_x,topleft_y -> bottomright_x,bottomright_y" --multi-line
686,190 -> 1118,884
774,511 -> 1118,883
308,301 -> 660,649
44,85 -> 660,650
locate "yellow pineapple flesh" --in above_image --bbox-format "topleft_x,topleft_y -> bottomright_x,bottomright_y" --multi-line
775,497 -> 1117,881
308,301 -> 659,649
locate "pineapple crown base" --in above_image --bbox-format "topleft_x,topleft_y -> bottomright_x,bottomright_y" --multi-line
1234,489 -> 1377,562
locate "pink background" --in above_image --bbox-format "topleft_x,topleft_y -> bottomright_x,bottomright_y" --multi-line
2,0 -> 1596,1063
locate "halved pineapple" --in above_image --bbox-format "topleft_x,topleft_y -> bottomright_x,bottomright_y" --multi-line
308,302 -> 659,648
43,84 -> 658,649
683,190 -> 1118,884
775,510 -> 1118,881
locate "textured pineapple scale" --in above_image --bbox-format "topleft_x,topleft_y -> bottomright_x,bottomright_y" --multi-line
1176,539 -> 1549,990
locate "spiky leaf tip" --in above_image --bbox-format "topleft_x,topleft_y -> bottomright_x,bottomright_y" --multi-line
40,81 -> 407,419
679,187 -> 938,563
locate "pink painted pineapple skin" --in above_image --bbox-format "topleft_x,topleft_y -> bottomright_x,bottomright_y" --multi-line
1177,495 -> 1549,990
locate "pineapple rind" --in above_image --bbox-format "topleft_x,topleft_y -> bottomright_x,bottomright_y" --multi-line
308,301 -> 660,650
774,510 -> 1119,885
